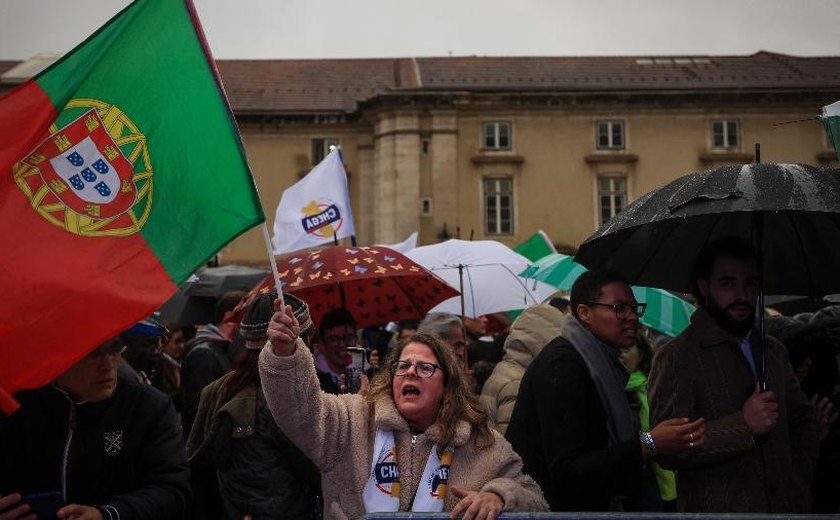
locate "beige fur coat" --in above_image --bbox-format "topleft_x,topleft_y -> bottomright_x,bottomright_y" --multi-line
259,340 -> 548,520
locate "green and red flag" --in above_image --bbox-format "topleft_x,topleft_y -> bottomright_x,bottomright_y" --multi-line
0,0 -> 264,413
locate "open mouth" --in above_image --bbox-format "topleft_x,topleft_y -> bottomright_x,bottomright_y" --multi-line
402,384 -> 420,397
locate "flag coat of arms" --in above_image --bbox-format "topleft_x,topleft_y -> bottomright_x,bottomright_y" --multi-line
272,148 -> 356,254
0,0 -> 263,413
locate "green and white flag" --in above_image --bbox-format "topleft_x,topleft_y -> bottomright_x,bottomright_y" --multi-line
514,230 -> 556,262
822,100 -> 840,158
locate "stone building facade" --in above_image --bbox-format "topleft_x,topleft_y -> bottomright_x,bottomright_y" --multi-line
3,52 -> 839,265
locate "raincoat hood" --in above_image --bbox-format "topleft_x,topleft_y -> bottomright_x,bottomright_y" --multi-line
503,305 -> 570,367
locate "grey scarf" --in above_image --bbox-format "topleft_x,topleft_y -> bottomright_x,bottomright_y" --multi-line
562,317 -> 635,445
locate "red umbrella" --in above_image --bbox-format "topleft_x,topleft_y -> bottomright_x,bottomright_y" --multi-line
252,245 -> 459,328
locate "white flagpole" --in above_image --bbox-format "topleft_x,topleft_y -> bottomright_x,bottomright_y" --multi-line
261,223 -> 285,313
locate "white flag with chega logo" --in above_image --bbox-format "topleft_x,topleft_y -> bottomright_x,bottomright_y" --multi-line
272,148 -> 356,254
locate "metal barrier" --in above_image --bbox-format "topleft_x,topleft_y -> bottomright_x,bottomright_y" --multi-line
362,514 -> 835,519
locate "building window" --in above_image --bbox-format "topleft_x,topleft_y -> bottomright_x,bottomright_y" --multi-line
483,122 -> 511,150
484,177 -> 514,234
421,138 -> 431,155
711,120 -> 739,149
311,137 -> 340,164
420,198 -> 433,216
598,175 -> 627,226
596,120 -> 625,150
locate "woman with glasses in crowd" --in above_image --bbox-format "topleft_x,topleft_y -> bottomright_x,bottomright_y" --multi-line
259,301 -> 548,520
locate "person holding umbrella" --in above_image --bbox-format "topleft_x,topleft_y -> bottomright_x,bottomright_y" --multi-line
648,237 -> 823,513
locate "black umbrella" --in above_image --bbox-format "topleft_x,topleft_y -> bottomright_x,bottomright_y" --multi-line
576,163 -> 840,296
575,163 -> 840,387
185,265 -> 268,298
157,265 -> 267,325
157,289 -> 216,326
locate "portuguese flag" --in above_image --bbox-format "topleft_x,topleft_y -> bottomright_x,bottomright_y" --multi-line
0,0 -> 264,413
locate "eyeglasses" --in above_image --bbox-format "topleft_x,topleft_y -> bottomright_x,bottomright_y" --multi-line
84,344 -> 127,361
393,360 -> 441,378
585,301 -> 647,320
323,333 -> 358,346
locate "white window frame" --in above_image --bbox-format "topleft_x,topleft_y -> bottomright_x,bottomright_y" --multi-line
483,177 -> 514,235
311,137 -> 340,164
597,175 -> 628,227
596,120 -> 625,150
711,120 -> 739,149
482,121 -> 512,150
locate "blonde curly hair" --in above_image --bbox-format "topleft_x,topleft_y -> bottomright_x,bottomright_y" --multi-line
366,332 -> 495,449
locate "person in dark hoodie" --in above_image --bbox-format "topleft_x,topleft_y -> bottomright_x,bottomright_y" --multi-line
181,290 -> 245,437
0,326 -> 190,520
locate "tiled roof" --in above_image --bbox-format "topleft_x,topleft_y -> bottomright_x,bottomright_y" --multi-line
0,53 -> 62,85
0,61 -> 20,78
217,58 -> 417,113
217,52 -> 840,113
4,52 -> 840,113
413,52 -> 840,91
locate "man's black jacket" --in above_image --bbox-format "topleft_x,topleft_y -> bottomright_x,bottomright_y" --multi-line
0,375 -> 190,520
506,337 -> 648,511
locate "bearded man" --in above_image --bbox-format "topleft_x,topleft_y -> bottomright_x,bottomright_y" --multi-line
648,237 -> 820,513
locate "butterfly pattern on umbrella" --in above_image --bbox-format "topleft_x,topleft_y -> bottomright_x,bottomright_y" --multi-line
254,246 -> 459,328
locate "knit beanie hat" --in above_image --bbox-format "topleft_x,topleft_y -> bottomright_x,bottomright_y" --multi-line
124,313 -> 166,336
240,291 -> 313,350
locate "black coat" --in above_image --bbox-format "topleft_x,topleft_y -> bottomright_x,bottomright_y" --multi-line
506,337 -> 646,511
0,375 -> 190,520
181,337 -> 231,437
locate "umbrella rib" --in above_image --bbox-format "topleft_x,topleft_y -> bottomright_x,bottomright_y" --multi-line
501,263 -> 539,304
464,265 -> 476,317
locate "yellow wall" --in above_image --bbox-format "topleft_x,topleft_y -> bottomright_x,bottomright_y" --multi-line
219,102 -> 837,267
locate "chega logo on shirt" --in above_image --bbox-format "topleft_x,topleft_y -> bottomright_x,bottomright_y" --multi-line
373,448 -> 400,496
429,464 -> 450,498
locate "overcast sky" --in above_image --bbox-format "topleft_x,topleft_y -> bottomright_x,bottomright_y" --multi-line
1,0 -> 839,61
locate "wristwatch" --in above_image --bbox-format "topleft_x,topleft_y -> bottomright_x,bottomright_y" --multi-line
639,430 -> 657,458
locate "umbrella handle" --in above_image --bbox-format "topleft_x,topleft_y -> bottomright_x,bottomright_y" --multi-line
755,215 -> 767,392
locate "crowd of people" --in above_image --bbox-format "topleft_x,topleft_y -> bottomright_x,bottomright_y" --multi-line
2,236 -> 840,519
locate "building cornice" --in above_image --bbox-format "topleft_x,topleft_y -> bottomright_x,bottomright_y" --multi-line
584,153 -> 639,164
470,154 -> 526,165
699,151 -> 756,163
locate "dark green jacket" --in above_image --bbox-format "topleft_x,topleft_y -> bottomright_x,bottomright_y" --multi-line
187,373 -> 320,519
